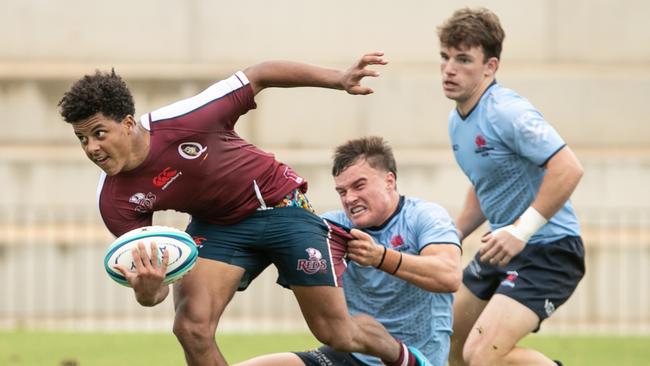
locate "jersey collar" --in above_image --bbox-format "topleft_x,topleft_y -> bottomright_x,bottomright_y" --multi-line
366,195 -> 405,232
456,79 -> 498,120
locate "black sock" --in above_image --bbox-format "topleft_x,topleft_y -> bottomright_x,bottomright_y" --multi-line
554,361 -> 564,366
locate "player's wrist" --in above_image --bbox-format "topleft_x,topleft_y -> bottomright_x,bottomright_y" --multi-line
503,206 -> 547,243
375,246 -> 403,275
375,246 -> 388,268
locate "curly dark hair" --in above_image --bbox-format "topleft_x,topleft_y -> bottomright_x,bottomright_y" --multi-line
437,7 -> 505,61
332,136 -> 397,178
58,69 -> 135,124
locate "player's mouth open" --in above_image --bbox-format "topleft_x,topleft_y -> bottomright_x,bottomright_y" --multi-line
350,206 -> 366,215
95,156 -> 109,165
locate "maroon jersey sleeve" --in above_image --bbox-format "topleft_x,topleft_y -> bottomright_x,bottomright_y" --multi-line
140,72 -> 256,133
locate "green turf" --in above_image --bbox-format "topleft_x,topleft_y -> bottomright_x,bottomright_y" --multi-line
0,331 -> 648,365
519,333 -> 648,366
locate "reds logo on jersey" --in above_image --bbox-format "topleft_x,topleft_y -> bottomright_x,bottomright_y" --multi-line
297,248 -> 327,275
128,192 -> 157,212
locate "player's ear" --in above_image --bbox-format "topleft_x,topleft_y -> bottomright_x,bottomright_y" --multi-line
485,57 -> 499,76
386,171 -> 397,190
122,115 -> 137,131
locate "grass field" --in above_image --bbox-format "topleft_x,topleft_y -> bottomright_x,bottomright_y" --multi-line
1,331 -> 648,365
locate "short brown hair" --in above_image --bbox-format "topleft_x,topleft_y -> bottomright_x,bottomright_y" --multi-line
332,136 -> 397,178
437,7 -> 505,61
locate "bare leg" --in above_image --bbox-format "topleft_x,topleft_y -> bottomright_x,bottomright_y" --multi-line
449,284 -> 488,366
292,285 -> 401,362
173,258 -> 246,366
462,294 -> 556,366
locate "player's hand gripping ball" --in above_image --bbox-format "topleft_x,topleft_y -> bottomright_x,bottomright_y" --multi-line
104,226 -> 198,287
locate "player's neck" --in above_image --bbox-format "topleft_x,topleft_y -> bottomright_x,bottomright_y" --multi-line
123,125 -> 151,172
370,194 -> 403,230
456,77 -> 495,118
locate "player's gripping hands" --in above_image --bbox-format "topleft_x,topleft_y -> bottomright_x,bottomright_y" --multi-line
479,206 -> 548,267
114,242 -> 170,306
349,229 -> 402,274
347,229 -> 384,266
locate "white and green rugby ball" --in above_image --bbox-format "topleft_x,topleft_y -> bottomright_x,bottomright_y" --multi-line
104,225 -> 198,287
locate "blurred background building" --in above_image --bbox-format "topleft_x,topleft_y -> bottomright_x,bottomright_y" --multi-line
1,0 -> 649,334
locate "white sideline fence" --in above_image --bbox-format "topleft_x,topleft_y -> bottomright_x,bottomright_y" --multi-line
0,206 -> 649,335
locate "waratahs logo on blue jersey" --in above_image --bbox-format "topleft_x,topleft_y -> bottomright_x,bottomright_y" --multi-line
297,248 -> 328,275
474,134 -> 495,156
390,235 -> 405,248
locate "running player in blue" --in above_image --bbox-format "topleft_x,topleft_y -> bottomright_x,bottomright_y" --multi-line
438,8 -> 586,366
236,136 -> 462,366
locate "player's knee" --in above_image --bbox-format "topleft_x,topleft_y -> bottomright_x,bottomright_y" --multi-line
462,343 -> 498,366
173,317 -> 214,348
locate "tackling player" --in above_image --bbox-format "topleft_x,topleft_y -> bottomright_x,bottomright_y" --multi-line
236,136 -> 462,366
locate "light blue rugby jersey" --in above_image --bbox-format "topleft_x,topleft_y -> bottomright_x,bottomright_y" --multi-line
448,82 -> 580,244
322,196 -> 460,366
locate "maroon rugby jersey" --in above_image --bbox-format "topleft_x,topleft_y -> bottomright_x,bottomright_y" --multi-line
97,72 -> 307,237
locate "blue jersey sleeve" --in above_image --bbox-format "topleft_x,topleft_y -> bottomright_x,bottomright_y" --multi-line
413,202 -> 461,252
487,93 -> 565,166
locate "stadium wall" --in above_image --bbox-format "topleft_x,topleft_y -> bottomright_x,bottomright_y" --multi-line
1,0 -> 649,333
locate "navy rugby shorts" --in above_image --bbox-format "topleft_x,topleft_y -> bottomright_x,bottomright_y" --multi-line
186,207 -> 352,291
295,345 -> 366,366
463,236 -> 585,325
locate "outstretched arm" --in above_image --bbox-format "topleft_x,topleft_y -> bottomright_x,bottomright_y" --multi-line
244,51 -> 388,95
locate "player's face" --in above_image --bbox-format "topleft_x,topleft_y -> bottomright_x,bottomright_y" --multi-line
440,45 -> 498,109
334,159 -> 398,228
72,113 -> 136,176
